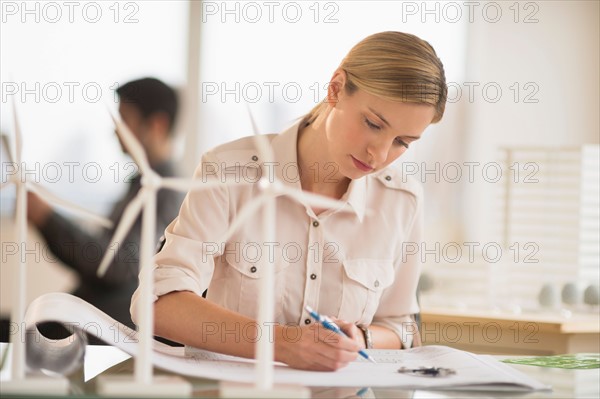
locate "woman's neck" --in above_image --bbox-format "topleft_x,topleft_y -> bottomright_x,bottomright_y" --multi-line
296,122 -> 350,200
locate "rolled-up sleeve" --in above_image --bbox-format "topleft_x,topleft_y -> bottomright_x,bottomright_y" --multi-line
130,151 -> 230,323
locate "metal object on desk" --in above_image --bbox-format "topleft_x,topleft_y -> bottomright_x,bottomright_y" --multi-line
397,366 -> 456,377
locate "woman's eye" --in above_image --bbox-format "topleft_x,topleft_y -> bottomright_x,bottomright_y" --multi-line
364,118 -> 381,130
395,138 -> 409,149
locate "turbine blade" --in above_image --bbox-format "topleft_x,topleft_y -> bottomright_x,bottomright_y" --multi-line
27,182 -> 113,229
107,108 -> 151,173
97,190 -> 146,277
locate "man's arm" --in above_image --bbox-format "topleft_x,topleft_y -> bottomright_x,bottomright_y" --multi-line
29,185 -> 184,288
38,209 -> 140,287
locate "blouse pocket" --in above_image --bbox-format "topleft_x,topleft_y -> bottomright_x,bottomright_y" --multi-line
226,254 -> 290,320
340,259 -> 394,323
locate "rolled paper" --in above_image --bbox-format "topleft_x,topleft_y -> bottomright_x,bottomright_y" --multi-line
25,325 -> 87,376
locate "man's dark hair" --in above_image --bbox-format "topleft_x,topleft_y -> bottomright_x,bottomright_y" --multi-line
117,77 -> 179,133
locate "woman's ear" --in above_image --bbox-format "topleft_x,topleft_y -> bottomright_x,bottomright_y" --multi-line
327,69 -> 347,105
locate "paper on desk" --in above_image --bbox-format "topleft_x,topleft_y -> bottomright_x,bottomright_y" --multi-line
24,293 -> 550,391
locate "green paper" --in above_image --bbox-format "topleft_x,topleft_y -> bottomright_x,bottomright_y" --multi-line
502,354 -> 600,369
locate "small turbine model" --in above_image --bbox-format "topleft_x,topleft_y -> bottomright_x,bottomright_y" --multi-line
0,102 -> 111,395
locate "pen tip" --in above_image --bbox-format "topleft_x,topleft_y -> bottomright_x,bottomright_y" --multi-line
369,357 -> 377,364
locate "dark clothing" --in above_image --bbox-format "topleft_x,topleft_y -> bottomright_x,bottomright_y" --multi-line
39,161 -> 184,331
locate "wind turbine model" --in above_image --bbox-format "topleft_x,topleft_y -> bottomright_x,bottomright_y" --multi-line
94,111 -> 195,397
97,108 -> 344,397
0,102 -> 112,395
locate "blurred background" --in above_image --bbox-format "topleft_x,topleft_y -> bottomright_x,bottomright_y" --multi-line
1,0 -> 598,354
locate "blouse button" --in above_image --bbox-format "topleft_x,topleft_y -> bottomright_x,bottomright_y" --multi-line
312,221 -> 319,227
251,155 -> 259,162
250,266 -> 257,273
385,175 -> 392,181
304,318 -> 311,325
310,273 -> 317,280
374,280 -> 380,288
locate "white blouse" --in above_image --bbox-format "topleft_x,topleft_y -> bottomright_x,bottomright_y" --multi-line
131,121 -> 423,346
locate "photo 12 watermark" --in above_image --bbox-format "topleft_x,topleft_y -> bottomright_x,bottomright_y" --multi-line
400,161 -> 540,184
2,81 -> 136,104
201,1 -> 340,24
402,241 -> 540,264
1,241 -> 140,265
201,81 -> 331,104
201,240 -> 340,264
1,1 -> 140,24
400,1 -> 540,24
447,81 -> 540,104
2,161 -> 140,185
418,320 -> 540,345
8,321 -> 138,345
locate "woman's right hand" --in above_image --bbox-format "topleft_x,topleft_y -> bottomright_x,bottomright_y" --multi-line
274,323 -> 360,371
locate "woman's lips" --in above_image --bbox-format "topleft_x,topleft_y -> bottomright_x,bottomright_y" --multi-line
351,156 -> 374,172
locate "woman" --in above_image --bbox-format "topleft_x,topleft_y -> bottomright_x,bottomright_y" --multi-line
131,31 -> 447,371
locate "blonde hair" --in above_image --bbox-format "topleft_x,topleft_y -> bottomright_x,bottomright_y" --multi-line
303,31 -> 447,126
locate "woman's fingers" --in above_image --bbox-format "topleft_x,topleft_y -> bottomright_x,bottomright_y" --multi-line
311,323 -> 360,366
276,323 -> 359,371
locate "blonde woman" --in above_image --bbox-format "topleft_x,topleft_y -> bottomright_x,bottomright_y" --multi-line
132,31 -> 447,371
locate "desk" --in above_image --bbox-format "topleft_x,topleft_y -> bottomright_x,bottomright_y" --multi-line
421,307 -> 600,355
2,344 -> 599,398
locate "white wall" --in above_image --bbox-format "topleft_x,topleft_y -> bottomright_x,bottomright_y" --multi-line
461,0 -> 599,243
422,1 -> 600,310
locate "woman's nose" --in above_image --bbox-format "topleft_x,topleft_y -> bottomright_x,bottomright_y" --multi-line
367,138 -> 393,165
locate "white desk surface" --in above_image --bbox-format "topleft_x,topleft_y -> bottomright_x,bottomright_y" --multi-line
0,343 -> 600,399
1,343 -> 599,398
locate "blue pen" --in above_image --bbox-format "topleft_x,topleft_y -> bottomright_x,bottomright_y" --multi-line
305,305 -> 377,364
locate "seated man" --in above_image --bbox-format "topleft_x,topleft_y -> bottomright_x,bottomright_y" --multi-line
27,77 -> 185,332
